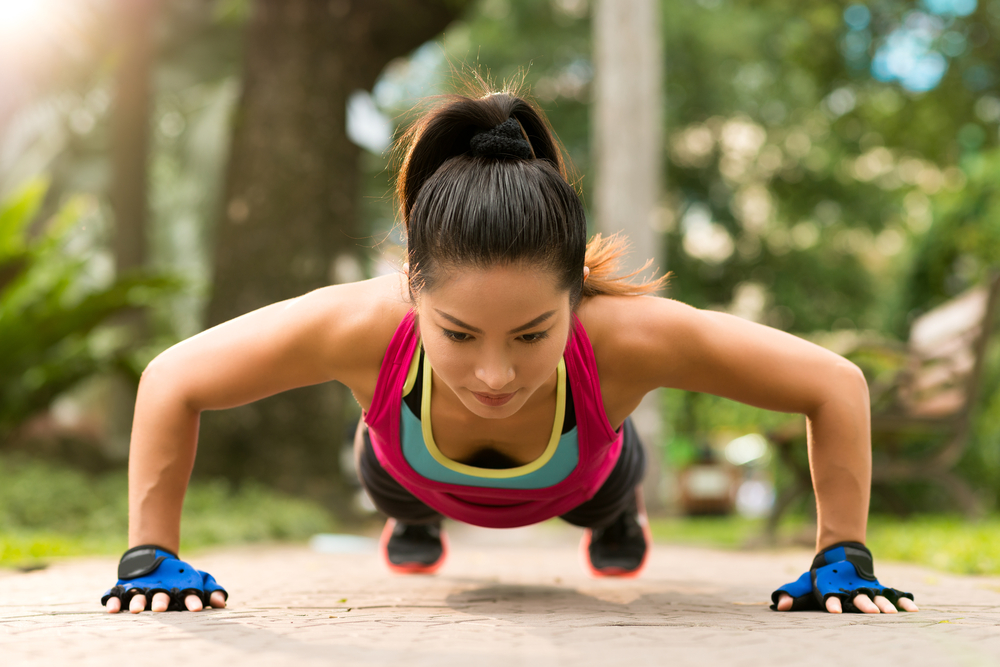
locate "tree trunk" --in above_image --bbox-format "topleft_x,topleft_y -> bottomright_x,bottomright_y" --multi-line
107,0 -> 158,461
593,0 -> 666,511
196,0 -> 467,515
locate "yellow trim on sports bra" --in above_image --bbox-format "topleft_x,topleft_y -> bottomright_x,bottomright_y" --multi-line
411,342 -> 567,479
402,340 -> 422,395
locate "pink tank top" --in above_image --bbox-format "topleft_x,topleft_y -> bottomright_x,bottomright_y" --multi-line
363,311 -> 623,528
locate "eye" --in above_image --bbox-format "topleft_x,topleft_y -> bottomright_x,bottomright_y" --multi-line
442,329 -> 473,343
519,331 -> 549,344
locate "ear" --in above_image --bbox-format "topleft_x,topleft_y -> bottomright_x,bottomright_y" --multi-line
402,262 -> 410,276
583,265 -> 590,282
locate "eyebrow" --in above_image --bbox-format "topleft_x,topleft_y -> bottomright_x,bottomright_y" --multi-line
434,309 -> 557,335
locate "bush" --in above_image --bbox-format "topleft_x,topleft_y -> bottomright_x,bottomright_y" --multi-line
0,455 -> 335,567
0,179 -> 178,437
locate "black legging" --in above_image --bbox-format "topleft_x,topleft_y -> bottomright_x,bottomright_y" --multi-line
355,417 -> 646,529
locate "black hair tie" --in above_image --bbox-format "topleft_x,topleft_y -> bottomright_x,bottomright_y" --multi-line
469,117 -> 534,160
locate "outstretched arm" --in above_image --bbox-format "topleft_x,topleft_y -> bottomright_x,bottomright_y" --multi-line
106,275 -> 407,613
580,295 -> 917,613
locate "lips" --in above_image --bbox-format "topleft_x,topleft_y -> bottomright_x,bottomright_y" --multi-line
471,391 -> 516,407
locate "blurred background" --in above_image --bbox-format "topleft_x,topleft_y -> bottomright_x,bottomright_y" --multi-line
1,0 -> 999,573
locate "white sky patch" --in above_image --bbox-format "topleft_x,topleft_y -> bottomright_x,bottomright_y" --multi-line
347,90 -> 392,154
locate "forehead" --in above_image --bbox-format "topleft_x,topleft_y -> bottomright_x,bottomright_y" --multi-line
419,264 -> 568,316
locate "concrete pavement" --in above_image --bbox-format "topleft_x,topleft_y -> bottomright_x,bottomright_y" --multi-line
2,523 -> 1000,666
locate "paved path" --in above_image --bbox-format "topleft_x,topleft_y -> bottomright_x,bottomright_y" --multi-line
2,524 -> 1000,666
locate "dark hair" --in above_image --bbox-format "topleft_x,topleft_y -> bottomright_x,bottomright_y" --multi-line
395,86 -> 666,305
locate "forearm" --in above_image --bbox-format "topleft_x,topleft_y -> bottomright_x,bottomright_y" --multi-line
806,364 -> 872,551
127,368 -> 201,554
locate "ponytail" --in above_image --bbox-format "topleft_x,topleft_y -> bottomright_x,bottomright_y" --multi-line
583,233 -> 670,298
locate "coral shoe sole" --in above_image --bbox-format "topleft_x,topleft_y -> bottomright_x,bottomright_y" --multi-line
379,519 -> 448,575
579,491 -> 652,578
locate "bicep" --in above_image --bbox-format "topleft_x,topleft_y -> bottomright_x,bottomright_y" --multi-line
606,297 -> 866,417
144,279 -> 400,412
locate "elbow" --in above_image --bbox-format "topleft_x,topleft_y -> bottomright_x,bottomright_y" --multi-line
840,359 -> 870,404
804,358 -> 870,419
140,350 -> 175,387
819,358 -> 870,416
138,351 -> 200,413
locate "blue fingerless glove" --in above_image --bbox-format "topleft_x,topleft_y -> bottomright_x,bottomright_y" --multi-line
770,541 -> 914,613
101,545 -> 228,611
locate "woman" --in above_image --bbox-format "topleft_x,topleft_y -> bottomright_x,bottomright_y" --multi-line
102,88 -> 917,616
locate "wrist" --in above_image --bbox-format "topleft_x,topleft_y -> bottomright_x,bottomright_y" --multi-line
118,544 -> 177,580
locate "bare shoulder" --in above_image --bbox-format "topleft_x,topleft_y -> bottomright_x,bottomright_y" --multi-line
155,273 -> 412,413
575,291 -> 859,418
290,273 -> 412,398
575,294 -> 703,396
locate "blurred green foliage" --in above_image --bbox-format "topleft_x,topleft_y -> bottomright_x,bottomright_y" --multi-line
0,181 -> 179,437
900,147 -> 1000,326
0,454 -> 335,567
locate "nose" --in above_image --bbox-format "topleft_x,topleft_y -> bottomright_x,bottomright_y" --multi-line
475,348 -> 514,391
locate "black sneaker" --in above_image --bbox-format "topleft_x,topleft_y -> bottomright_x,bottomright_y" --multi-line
379,519 -> 448,574
580,492 -> 650,577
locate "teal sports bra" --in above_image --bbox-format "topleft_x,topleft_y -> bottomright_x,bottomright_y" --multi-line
400,342 -> 580,489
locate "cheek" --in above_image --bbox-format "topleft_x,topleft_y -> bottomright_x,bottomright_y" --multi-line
516,338 -> 567,383
420,339 -> 469,383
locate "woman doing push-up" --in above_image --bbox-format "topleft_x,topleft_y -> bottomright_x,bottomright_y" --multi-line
102,86 -> 917,616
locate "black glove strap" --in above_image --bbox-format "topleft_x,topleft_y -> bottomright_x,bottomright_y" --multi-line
118,544 -> 177,580
810,541 -> 877,581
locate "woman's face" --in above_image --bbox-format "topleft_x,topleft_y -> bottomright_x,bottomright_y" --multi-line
415,263 -> 573,420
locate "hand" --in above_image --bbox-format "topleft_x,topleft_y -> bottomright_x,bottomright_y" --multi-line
101,545 -> 228,613
775,591 -> 919,613
770,542 -> 917,613
105,589 -> 228,614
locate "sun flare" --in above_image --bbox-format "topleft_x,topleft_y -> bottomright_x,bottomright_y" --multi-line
0,0 -> 51,31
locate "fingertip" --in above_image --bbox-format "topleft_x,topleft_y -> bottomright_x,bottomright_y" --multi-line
856,595 -> 880,614
151,592 -> 170,613
775,594 -> 792,612
129,594 -> 146,614
825,597 -> 843,614
210,591 -> 227,608
185,595 -> 204,612
874,596 -> 898,614
106,599 -> 120,614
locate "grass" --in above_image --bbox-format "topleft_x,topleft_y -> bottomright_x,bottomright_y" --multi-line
0,454 -> 335,568
866,515 -> 1000,576
649,513 -> 1000,576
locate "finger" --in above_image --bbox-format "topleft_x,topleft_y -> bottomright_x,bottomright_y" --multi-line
151,592 -> 171,612
776,593 -> 793,611
898,597 -> 919,612
185,595 -> 204,612
873,595 -> 898,614
106,597 -> 121,614
853,594 -> 880,614
209,591 -> 227,609
129,594 -> 147,614
825,596 -> 843,613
